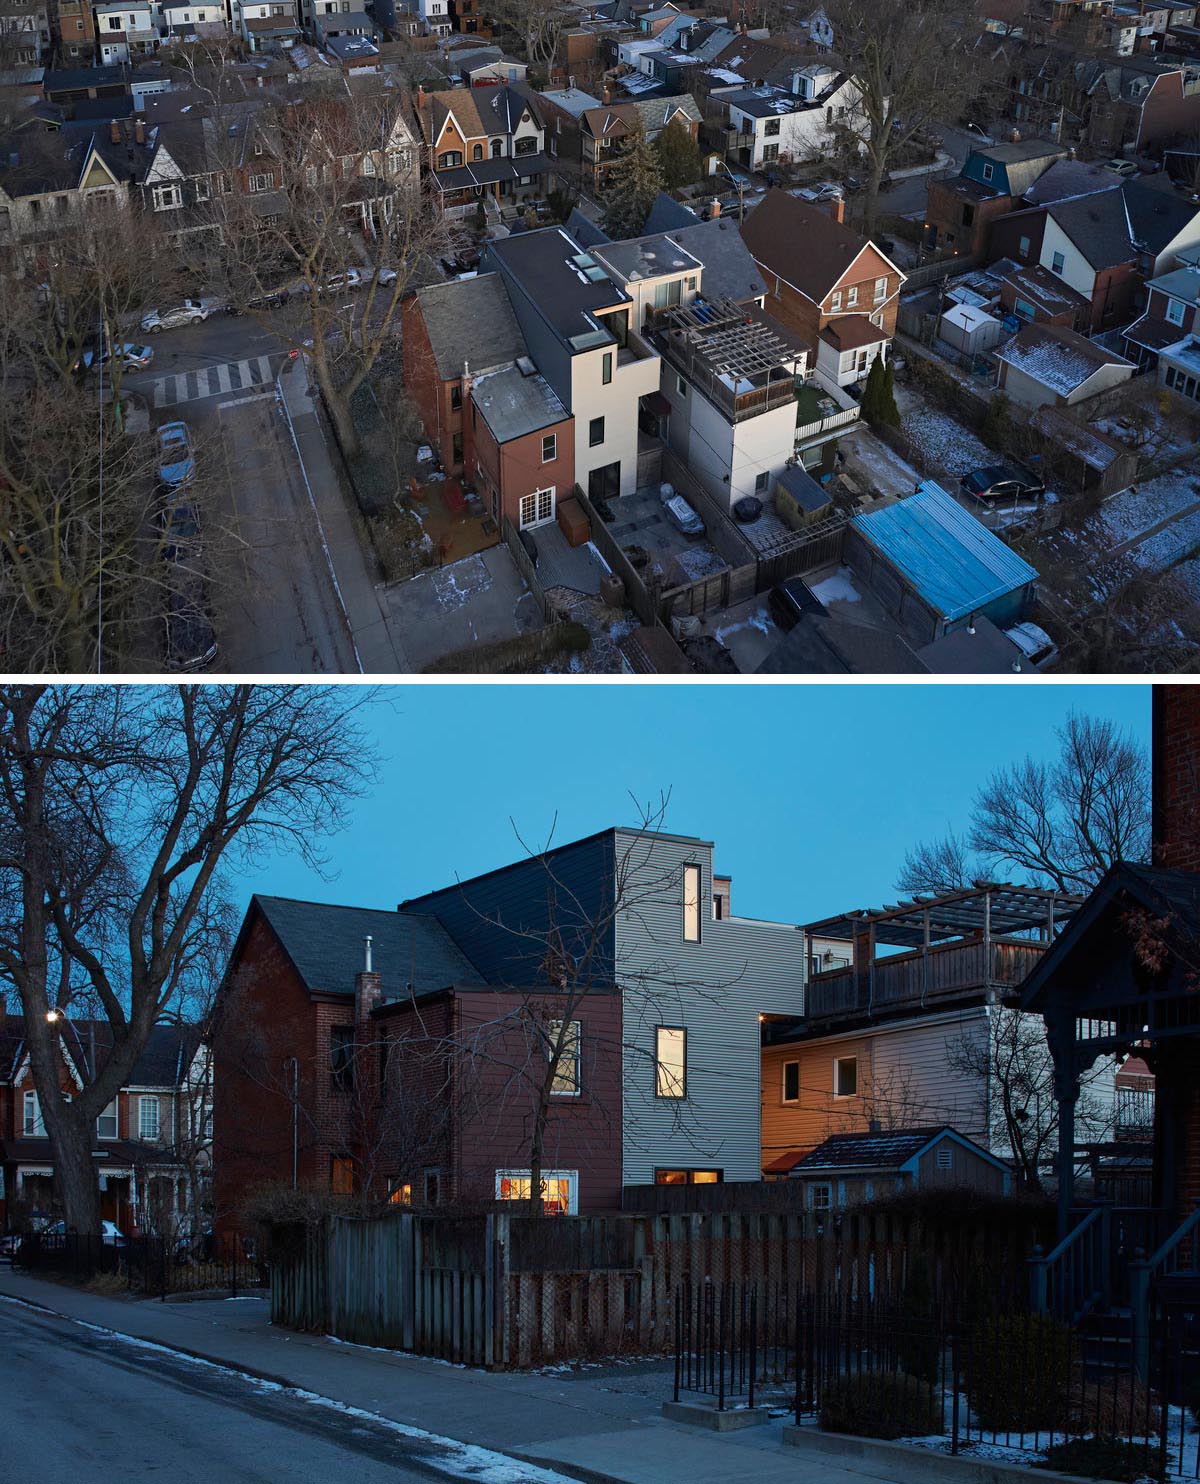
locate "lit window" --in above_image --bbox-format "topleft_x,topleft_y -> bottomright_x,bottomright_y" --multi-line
655,1169 -> 722,1184
548,1019 -> 581,1096
782,1061 -> 800,1103
495,1170 -> 576,1213
655,1026 -> 686,1098
833,1056 -> 857,1097
683,863 -> 701,941
388,1180 -> 412,1205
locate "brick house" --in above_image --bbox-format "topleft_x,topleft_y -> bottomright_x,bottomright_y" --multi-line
740,188 -> 906,390
0,1016 -> 211,1237
55,0 -> 96,61
212,894 -> 623,1223
1122,250 -> 1200,370
924,140 -> 1066,258
414,83 -> 551,219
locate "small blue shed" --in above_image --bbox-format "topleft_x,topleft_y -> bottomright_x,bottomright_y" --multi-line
848,481 -> 1039,644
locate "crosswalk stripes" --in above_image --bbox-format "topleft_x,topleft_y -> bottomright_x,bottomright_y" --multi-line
151,354 -> 275,409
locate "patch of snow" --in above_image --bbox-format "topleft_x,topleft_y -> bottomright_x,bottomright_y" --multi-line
810,571 -> 861,604
714,608 -> 772,644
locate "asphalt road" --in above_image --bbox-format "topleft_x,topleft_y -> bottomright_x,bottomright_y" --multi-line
120,309 -> 368,673
0,1299 -> 492,1484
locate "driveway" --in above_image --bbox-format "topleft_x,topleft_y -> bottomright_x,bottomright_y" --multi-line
379,545 -> 542,671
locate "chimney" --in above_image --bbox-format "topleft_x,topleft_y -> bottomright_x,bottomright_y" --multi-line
354,936 -> 382,1026
110,118 -> 121,145
709,196 -> 720,218
135,118 -> 145,145
461,357 -> 473,405
828,196 -> 845,225
417,83 -> 426,109
602,83 -> 612,104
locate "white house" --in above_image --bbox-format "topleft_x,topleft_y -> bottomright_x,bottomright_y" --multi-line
717,66 -> 864,172
93,0 -> 157,60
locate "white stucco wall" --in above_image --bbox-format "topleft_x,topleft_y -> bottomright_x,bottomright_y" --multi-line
570,343 -> 659,498
1039,216 -> 1096,299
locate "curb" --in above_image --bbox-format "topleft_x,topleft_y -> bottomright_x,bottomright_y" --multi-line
782,1425 -> 1103,1484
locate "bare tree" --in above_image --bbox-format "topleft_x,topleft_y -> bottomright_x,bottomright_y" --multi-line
897,712 -> 1150,896
210,87 -> 447,460
822,0 -> 981,233
488,0 -> 571,70
0,685 -> 379,1233
947,1007 -> 1114,1191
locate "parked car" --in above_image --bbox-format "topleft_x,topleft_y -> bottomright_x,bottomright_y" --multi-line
40,1219 -> 126,1246
1005,620 -> 1059,671
157,420 -> 195,488
1106,158 -> 1138,177
165,568 -> 219,671
768,576 -> 825,630
376,266 -> 398,287
72,342 -> 155,375
320,268 -> 363,295
141,299 -> 211,333
160,496 -> 201,564
664,493 -> 705,537
960,464 -> 1045,504
225,286 -> 291,315
441,245 -> 482,277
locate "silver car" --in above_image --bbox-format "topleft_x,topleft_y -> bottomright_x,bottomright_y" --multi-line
141,299 -> 211,333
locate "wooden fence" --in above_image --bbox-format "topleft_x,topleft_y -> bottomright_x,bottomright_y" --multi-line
270,1203 -> 1044,1369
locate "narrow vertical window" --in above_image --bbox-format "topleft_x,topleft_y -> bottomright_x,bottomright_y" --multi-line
683,863 -> 701,942
655,1027 -> 686,1098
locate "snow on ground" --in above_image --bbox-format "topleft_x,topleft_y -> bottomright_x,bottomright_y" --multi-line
896,389 -> 993,478
714,608 -> 771,646
432,553 -> 492,610
843,430 -> 922,495
810,572 -> 861,605
1100,468 -> 1200,568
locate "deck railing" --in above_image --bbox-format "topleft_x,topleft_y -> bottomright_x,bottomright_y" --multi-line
1130,1203 -> 1200,1379
806,938 -> 1048,1021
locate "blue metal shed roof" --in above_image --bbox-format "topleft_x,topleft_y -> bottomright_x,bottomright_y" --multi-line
851,481 -> 1038,623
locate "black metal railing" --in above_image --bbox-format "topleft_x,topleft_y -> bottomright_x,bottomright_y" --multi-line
672,1283 -> 1199,1474
13,1231 -> 266,1300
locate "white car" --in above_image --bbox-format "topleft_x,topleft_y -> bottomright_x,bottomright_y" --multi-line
41,1219 -> 127,1246
141,299 -> 211,333
321,269 -> 364,295
376,267 -> 398,287
1006,621 -> 1059,671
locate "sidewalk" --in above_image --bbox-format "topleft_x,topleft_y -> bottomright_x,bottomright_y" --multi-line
0,1270 -> 896,1484
277,358 -> 412,673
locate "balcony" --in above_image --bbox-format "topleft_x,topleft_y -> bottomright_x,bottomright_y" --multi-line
794,376 -> 859,445
804,883 -> 1083,1026
648,298 -> 804,424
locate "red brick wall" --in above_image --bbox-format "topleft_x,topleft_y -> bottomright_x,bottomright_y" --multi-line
376,988 -> 623,1212
989,209 -> 1046,268
1138,71 -> 1200,152
467,405 -> 576,529
1152,685 -> 1200,1215
212,912 -> 333,1232
400,294 -> 461,473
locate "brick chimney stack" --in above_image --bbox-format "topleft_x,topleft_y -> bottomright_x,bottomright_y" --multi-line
828,196 -> 845,225
709,197 -> 721,219
110,118 -> 121,145
354,936 -> 382,1027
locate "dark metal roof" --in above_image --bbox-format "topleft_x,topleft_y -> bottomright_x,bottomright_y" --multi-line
793,1126 -> 956,1171
804,883 -> 1083,947
252,893 -> 479,999
0,1015 -> 202,1087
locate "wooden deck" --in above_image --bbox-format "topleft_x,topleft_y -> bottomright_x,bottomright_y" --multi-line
806,938 -> 1049,1021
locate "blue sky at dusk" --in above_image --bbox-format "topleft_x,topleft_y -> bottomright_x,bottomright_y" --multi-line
237,684 -> 1151,927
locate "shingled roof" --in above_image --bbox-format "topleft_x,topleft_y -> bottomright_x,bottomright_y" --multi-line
411,272 -> 527,381
793,1127 -> 959,1171
0,1015 -> 203,1088
741,189 -> 900,301
250,894 -> 479,999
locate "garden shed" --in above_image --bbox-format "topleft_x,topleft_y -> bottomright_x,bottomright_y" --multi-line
939,303 -> 1007,357
771,1126 -> 1011,1208
846,480 -> 1039,645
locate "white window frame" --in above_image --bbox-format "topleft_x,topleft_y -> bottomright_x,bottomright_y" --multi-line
97,1099 -> 119,1140
846,285 -> 858,307
248,172 -> 273,193
541,432 -> 556,463
833,1055 -> 857,1099
807,1181 -> 832,1210
829,290 -> 842,313
1050,250 -> 1065,275
1166,298 -> 1186,327
23,1089 -> 44,1137
152,182 -> 182,211
982,161 -> 994,182
548,1019 -> 581,1096
518,485 -> 555,529
873,275 -> 888,303
781,1060 -> 800,1104
138,1094 -> 161,1140
495,1168 -> 578,1213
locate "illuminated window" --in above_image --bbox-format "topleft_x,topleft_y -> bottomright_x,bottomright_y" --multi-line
655,1026 -> 686,1098
388,1180 -> 412,1205
655,1168 -> 722,1184
495,1169 -> 577,1213
683,864 -> 701,941
548,1020 -> 581,1095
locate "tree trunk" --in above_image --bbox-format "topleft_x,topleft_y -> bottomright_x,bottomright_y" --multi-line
51,1107 -> 103,1233
863,153 -> 886,239
308,350 -> 362,462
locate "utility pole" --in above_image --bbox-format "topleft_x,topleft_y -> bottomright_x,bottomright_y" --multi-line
284,1057 -> 300,1189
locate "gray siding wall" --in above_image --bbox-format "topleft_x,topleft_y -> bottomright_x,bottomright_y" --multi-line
613,829 -> 807,1185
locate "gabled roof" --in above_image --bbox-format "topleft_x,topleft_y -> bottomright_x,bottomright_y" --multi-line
412,271 -> 527,380
1048,177 -> 1197,268
791,1126 -> 1005,1173
997,322 -> 1133,395
740,189 -> 902,302
249,893 -> 479,999
0,1015 -> 203,1088
422,83 -> 540,145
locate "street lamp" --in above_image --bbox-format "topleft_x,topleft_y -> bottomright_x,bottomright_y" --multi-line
46,1008 -> 95,1080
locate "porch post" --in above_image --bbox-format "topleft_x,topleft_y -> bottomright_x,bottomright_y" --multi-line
1054,1052 -> 1078,1240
